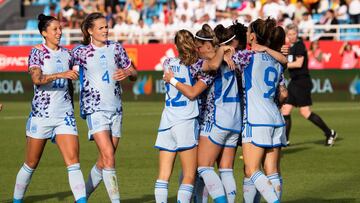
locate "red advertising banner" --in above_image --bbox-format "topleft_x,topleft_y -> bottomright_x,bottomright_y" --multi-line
304,41 -> 360,69
0,41 -> 358,72
0,44 -> 177,72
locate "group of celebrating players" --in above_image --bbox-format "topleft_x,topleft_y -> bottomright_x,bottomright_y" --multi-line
12,8 -> 337,203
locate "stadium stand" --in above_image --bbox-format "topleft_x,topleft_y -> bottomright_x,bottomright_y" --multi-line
0,0 -> 359,45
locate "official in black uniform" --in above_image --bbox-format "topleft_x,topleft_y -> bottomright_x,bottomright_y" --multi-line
281,24 -> 337,146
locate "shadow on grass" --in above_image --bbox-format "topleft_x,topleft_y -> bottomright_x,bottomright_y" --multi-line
288,137 -> 343,147
3,191 -> 72,203
122,195 -> 176,203
284,197 -> 357,203
282,146 -> 311,154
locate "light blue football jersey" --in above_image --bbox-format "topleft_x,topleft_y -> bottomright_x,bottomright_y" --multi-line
72,41 -> 131,118
243,52 -> 285,126
158,58 -> 199,130
213,62 -> 241,132
28,44 -> 73,118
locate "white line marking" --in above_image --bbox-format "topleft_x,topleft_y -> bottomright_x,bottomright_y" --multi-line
1,106 -> 358,120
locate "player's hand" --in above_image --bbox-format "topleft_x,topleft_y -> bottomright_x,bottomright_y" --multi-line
252,43 -> 267,52
224,52 -> 236,70
281,45 -> 289,56
222,45 -> 235,55
113,69 -> 130,81
163,69 -> 174,83
59,70 -> 79,80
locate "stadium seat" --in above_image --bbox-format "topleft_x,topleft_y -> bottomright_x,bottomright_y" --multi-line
33,0 -> 51,6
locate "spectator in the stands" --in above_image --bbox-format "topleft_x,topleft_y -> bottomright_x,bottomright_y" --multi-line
149,15 -> 165,43
348,0 -> 360,24
308,40 -> 325,69
144,0 -> 161,24
294,1 -> 309,21
261,0 -> 285,20
298,12 -> 315,40
333,0 -> 349,23
319,9 -> 339,40
339,41 -> 359,69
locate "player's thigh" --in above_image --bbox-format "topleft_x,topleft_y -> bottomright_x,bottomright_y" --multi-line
25,137 -> 47,168
218,147 -> 237,169
242,143 -> 266,177
263,147 -> 281,175
56,134 -> 80,166
178,147 -> 197,184
197,136 -> 222,167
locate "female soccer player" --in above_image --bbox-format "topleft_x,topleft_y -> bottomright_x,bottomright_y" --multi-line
13,14 -> 86,203
234,18 -> 287,203
156,29 -> 233,203
72,12 -> 137,202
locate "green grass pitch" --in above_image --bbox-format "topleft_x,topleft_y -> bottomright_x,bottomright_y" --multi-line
0,101 -> 359,202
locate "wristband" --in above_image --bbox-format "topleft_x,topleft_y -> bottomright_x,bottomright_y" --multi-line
169,77 -> 179,87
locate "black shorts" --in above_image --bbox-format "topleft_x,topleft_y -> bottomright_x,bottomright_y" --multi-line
285,77 -> 313,107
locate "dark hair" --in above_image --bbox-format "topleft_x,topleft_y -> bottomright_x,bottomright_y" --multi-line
249,17 -> 276,46
269,26 -> 286,51
174,29 -> 198,66
195,24 -> 218,47
81,12 -> 105,45
214,24 -> 234,45
229,20 -> 247,50
37,14 -> 57,34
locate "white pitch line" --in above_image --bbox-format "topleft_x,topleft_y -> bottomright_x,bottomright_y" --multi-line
0,106 -> 358,120
311,106 -> 360,111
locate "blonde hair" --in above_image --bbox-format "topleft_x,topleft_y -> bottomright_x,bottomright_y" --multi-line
175,29 -> 198,66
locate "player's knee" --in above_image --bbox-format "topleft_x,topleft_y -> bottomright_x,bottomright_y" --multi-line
25,159 -> 40,169
64,153 -> 79,167
244,166 -> 259,178
300,110 -> 311,119
100,151 -> 115,167
157,172 -> 171,181
181,173 -> 196,184
219,161 -> 234,169
263,164 -> 279,176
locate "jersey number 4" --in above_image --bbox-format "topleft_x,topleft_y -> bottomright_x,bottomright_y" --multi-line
102,70 -> 110,83
263,66 -> 278,98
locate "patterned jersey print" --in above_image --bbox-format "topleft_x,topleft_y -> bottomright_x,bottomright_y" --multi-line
28,44 -> 73,118
72,41 -> 131,118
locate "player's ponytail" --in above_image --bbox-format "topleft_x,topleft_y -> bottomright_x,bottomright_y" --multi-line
195,24 -> 218,47
229,20 -> 247,50
37,14 -> 57,36
175,29 -> 198,66
249,17 -> 276,46
214,24 -> 235,46
269,26 -> 286,51
81,12 -> 105,45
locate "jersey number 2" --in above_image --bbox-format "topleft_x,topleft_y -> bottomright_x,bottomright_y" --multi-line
165,77 -> 187,107
223,71 -> 239,103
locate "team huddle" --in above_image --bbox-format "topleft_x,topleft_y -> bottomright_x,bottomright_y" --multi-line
12,9 -> 335,203
156,17 -> 288,203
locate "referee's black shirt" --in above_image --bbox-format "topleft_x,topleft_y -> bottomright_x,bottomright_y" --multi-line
288,39 -> 309,79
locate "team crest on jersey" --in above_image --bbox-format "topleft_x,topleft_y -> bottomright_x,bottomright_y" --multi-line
93,120 -> 100,128
31,124 -> 37,133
